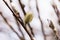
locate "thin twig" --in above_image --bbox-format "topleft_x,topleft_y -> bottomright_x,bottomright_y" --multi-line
3,0 -> 34,40
10,0 -> 12,2
52,3 -> 60,25
0,12 -> 23,40
15,19 -> 25,40
52,4 -> 59,17
10,2 -> 25,40
36,0 -> 46,40
18,0 -> 34,37
28,23 -> 34,36
49,20 -> 60,40
10,0 -> 34,39
18,0 -> 26,15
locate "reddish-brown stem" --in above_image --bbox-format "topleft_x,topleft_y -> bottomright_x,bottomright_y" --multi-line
18,0 -> 34,37
36,0 -> 46,40
3,0 -> 34,40
0,12 -> 23,40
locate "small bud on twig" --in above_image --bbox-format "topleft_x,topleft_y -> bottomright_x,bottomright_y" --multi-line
11,2 -> 20,18
24,12 -> 33,24
49,20 -> 55,30
48,20 -> 59,40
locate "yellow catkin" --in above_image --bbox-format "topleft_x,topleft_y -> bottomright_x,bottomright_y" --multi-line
24,12 -> 33,24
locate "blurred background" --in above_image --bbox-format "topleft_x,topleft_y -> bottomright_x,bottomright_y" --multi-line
0,0 -> 60,40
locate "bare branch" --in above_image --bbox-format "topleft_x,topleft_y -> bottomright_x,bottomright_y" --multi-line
49,20 -> 60,40
52,3 -> 60,25
18,0 -> 34,37
0,12 -> 23,40
36,0 -> 46,40
18,0 -> 26,15
10,2 -> 25,40
3,0 -> 34,40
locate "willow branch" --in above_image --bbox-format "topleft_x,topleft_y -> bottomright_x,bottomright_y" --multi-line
52,3 -> 60,25
49,20 -> 60,40
15,19 -> 25,40
52,4 -> 60,17
10,2 -> 25,40
36,0 -> 46,40
18,0 -> 26,15
0,12 -> 23,40
3,0 -> 34,40
18,0 -> 34,37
